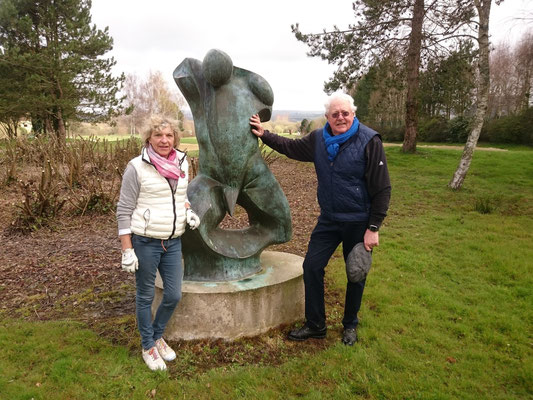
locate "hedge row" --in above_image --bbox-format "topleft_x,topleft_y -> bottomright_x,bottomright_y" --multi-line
370,108 -> 532,145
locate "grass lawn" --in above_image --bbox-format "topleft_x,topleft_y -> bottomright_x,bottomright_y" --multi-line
1,145 -> 532,399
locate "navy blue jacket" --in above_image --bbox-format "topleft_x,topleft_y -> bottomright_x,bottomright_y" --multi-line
260,123 -> 391,227
314,124 -> 377,221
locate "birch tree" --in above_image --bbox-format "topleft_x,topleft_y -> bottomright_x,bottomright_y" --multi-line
449,0 -> 494,190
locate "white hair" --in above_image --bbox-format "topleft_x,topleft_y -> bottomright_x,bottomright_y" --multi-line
324,91 -> 357,114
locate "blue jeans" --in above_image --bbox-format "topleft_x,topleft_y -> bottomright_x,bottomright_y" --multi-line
132,234 -> 183,350
302,216 -> 367,330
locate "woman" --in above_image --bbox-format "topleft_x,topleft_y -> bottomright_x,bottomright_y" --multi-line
117,115 -> 200,371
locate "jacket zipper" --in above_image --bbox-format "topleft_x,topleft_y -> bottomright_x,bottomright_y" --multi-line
167,179 -> 177,240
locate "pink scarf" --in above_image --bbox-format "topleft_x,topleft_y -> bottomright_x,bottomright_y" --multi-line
146,145 -> 185,189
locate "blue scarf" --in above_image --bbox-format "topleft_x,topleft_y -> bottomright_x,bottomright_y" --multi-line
322,117 -> 360,161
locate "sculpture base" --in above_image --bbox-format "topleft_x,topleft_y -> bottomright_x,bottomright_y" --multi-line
152,251 -> 304,340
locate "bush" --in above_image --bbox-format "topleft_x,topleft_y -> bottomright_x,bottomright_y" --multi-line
5,135 -> 142,231
372,124 -> 405,142
418,117 -> 449,142
481,108 -> 533,145
416,115 -> 471,143
10,160 -> 66,232
447,116 -> 472,143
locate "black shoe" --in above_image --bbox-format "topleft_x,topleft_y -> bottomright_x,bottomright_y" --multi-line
288,325 -> 327,341
342,328 -> 357,346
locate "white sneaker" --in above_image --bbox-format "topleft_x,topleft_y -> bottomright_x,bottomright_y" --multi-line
142,346 -> 167,371
155,337 -> 176,362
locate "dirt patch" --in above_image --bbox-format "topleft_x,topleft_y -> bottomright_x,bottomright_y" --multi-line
179,143 -> 199,152
0,157 -> 348,372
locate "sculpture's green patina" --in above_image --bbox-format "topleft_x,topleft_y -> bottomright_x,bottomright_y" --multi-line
174,49 -> 292,281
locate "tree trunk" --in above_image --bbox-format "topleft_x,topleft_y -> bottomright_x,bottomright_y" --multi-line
2,119 -> 19,139
402,0 -> 424,153
56,108 -> 67,144
449,0 -> 492,190
54,79 -> 67,145
45,116 -> 54,135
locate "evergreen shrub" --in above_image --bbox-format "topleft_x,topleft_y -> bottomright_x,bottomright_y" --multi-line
447,116 -> 471,143
418,117 -> 449,142
481,108 -> 533,145
372,124 -> 404,142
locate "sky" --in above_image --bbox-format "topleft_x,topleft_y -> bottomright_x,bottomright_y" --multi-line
90,0 -> 533,112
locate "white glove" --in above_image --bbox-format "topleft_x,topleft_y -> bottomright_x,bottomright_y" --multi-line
121,248 -> 138,273
186,208 -> 200,230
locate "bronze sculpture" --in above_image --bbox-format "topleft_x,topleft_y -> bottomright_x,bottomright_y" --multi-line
174,49 -> 292,281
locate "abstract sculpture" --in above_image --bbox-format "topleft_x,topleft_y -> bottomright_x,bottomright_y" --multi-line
174,49 -> 292,281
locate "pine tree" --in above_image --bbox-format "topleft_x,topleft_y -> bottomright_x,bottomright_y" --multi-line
0,0 -> 124,143
292,0 -> 475,153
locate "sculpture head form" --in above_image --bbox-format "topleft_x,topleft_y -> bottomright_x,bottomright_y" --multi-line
202,49 -> 233,87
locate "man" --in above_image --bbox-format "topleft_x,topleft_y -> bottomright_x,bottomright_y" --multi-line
249,91 -> 391,345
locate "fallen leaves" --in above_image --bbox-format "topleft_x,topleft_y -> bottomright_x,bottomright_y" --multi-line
0,158 -> 318,323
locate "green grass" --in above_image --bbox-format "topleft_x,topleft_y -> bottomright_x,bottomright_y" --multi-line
180,136 -> 198,144
0,320 -> 169,399
1,146 -> 532,399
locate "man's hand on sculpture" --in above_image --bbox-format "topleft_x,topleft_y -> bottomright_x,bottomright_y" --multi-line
121,248 -> 138,273
249,114 -> 264,137
186,208 -> 200,229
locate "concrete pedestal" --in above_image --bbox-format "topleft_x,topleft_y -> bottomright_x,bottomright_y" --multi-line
152,251 -> 304,340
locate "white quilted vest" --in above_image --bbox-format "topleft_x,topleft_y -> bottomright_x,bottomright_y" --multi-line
129,149 -> 188,239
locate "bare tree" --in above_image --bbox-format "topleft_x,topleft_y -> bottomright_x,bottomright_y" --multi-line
488,42 -> 516,117
350,53 -> 407,130
121,71 -> 185,135
488,31 -> 533,117
515,31 -> 533,110
138,71 -> 184,117
123,73 -> 143,136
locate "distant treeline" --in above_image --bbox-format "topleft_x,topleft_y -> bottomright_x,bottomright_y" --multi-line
352,33 -> 533,145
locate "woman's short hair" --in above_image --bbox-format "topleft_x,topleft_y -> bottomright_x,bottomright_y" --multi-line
141,115 -> 181,147
324,91 -> 357,114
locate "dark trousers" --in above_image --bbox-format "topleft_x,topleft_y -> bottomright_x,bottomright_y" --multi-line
303,216 -> 367,330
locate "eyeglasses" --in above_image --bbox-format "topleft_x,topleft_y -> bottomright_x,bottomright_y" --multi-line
330,111 -> 351,119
